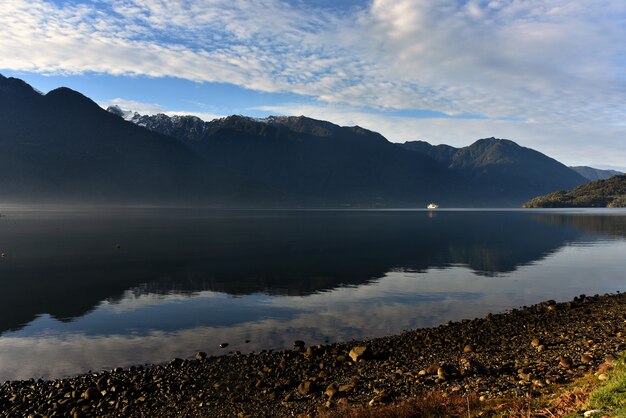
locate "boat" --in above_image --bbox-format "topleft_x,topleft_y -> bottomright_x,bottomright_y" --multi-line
427,203 -> 439,209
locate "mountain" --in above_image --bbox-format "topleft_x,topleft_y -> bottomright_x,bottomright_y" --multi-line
569,166 -> 623,181
523,175 -> 626,208
0,74 -> 593,206
0,75 -> 267,204
106,109 -> 466,206
401,138 -> 587,205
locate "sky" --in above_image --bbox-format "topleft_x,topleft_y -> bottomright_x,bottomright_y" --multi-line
1,0 -> 625,170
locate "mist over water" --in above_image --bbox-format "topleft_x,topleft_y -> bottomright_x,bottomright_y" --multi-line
0,208 -> 625,381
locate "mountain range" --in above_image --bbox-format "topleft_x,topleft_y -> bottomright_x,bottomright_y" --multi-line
0,74 -> 592,206
569,166 -> 623,181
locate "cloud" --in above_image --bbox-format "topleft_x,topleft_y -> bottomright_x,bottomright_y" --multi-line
1,0 -> 625,167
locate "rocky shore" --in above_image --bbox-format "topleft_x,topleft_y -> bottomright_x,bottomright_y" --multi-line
1,293 -> 625,417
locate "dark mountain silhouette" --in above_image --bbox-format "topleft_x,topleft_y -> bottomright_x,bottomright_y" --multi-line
570,166 -> 623,181
401,138 -> 587,205
524,174 -> 626,208
0,74 -> 591,206
112,110 -> 466,206
113,108 -> 588,206
0,75 -> 261,204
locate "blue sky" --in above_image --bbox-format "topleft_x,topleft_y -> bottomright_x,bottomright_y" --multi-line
2,0 -> 626,170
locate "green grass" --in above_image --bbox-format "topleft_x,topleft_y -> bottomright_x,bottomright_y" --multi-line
588,353 -> 626,417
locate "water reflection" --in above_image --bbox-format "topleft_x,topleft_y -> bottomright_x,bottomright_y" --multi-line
0,208 -> 625,380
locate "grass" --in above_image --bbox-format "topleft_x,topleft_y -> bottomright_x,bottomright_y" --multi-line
587,354 -> 626,417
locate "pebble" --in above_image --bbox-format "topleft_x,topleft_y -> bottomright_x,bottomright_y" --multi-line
348,346 -> 371,363
297,381 -> 316,396
1,293 -> 624,418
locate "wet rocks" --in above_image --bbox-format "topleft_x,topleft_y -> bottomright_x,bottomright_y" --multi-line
463,344 -> 475,353
559,356 -> 572,369
297,380 -> 316,396
348,346 -> 372,363
1,293 -> 625,417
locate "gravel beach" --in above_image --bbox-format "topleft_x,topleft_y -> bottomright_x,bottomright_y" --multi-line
1,292 -> 625,417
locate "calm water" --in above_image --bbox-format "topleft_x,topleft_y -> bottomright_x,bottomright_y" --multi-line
0,208 -> 625,381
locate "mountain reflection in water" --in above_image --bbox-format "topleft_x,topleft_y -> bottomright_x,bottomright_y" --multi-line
0,208 -> 625,380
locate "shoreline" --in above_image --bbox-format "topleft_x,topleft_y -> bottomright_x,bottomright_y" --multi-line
1,292 -> 625,417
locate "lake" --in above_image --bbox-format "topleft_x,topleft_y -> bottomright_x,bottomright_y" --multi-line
0,208 -> 625,381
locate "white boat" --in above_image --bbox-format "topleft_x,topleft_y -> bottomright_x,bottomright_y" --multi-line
427,203 -> 439,209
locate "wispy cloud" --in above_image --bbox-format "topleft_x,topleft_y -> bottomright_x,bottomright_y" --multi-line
1,0 -> 626,167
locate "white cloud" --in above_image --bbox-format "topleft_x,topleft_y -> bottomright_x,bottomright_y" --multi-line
1,0 -> 626,167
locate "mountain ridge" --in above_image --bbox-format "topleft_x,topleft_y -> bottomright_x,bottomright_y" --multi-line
570,166 -> 623,181
400,138 -> 587,202
0,74 -> 594,206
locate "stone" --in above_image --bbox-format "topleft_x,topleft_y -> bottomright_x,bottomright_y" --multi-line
532,379 -> 545,388
293,340 -> 306,349
458,356 -> 486,375
338,384 -> 355,393
170,358 -> 184,367
348,346 -> 372,363
297,380 -> 316,396
597,373 -> 609,381
81,387 -> 100,400
581,354 -> 593,364
531,337 -> 541,347
195,352 -> 207,361
426,364 -> 440,375
559,356 -> 572,369
324,384 -> 338,399
463,344 -> 475,353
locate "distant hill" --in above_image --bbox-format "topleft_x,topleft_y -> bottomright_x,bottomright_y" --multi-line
0,75 -> 261,204
401,138 -> 587,205
569,166 -> 623,181
113,108 -> 589,206
0,74 -> 595,207
107,109 -> 467,206
523,175 -> 626,208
